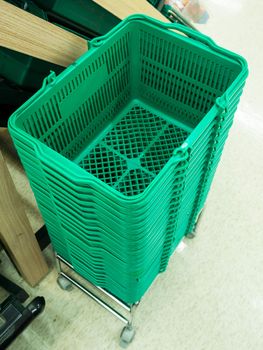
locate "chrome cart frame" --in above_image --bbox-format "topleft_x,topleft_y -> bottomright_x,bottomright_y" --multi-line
54,211 -> 203,347
55,253 -> 139,347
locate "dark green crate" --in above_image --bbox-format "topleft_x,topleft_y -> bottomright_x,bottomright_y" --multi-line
34,0 -> 120,36
0,78 -> 32,105
0,47 -> 63,90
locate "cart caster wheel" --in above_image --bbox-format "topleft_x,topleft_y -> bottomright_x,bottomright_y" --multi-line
57,276 -> 73,291
186,232 -> 196,239
119,325 -> 135,348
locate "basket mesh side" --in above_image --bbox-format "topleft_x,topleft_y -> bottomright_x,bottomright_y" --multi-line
115,169 -> 155,197
78,103 -> 189,196
21,32 -> 131,160
139,28 -> 238,127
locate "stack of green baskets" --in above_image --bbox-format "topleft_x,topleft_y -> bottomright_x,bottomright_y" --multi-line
8,15 -> 248,304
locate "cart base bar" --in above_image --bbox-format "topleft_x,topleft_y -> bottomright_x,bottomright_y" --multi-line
55,253 -> 139,327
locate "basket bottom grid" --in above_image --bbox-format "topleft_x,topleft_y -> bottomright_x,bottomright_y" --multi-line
76,100 -> 191,196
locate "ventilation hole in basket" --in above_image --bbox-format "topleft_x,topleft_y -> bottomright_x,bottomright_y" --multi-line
141,124 -> 189,174
115,169 -> 154,196
79,145 -> 127,186
103,105 -> 166,158
105,32 -> 130,75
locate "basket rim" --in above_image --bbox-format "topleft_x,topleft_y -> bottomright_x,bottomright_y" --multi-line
8,14 -> 248,200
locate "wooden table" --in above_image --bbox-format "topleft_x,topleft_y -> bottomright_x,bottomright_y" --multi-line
0,130 -> 48,287
0,0 -> 167,66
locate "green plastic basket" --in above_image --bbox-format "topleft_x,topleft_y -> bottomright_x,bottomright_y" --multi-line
8,15 -> 248,303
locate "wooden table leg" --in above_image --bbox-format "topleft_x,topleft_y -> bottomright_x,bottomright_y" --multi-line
0,150 -> 49,286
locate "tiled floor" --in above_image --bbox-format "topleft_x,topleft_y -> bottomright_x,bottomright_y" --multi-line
2,1 -> 263,349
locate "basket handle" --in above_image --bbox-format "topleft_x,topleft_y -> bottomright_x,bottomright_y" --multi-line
90,14 -> 247,96
89,14 -> 215,49
136,15 -> 216,49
